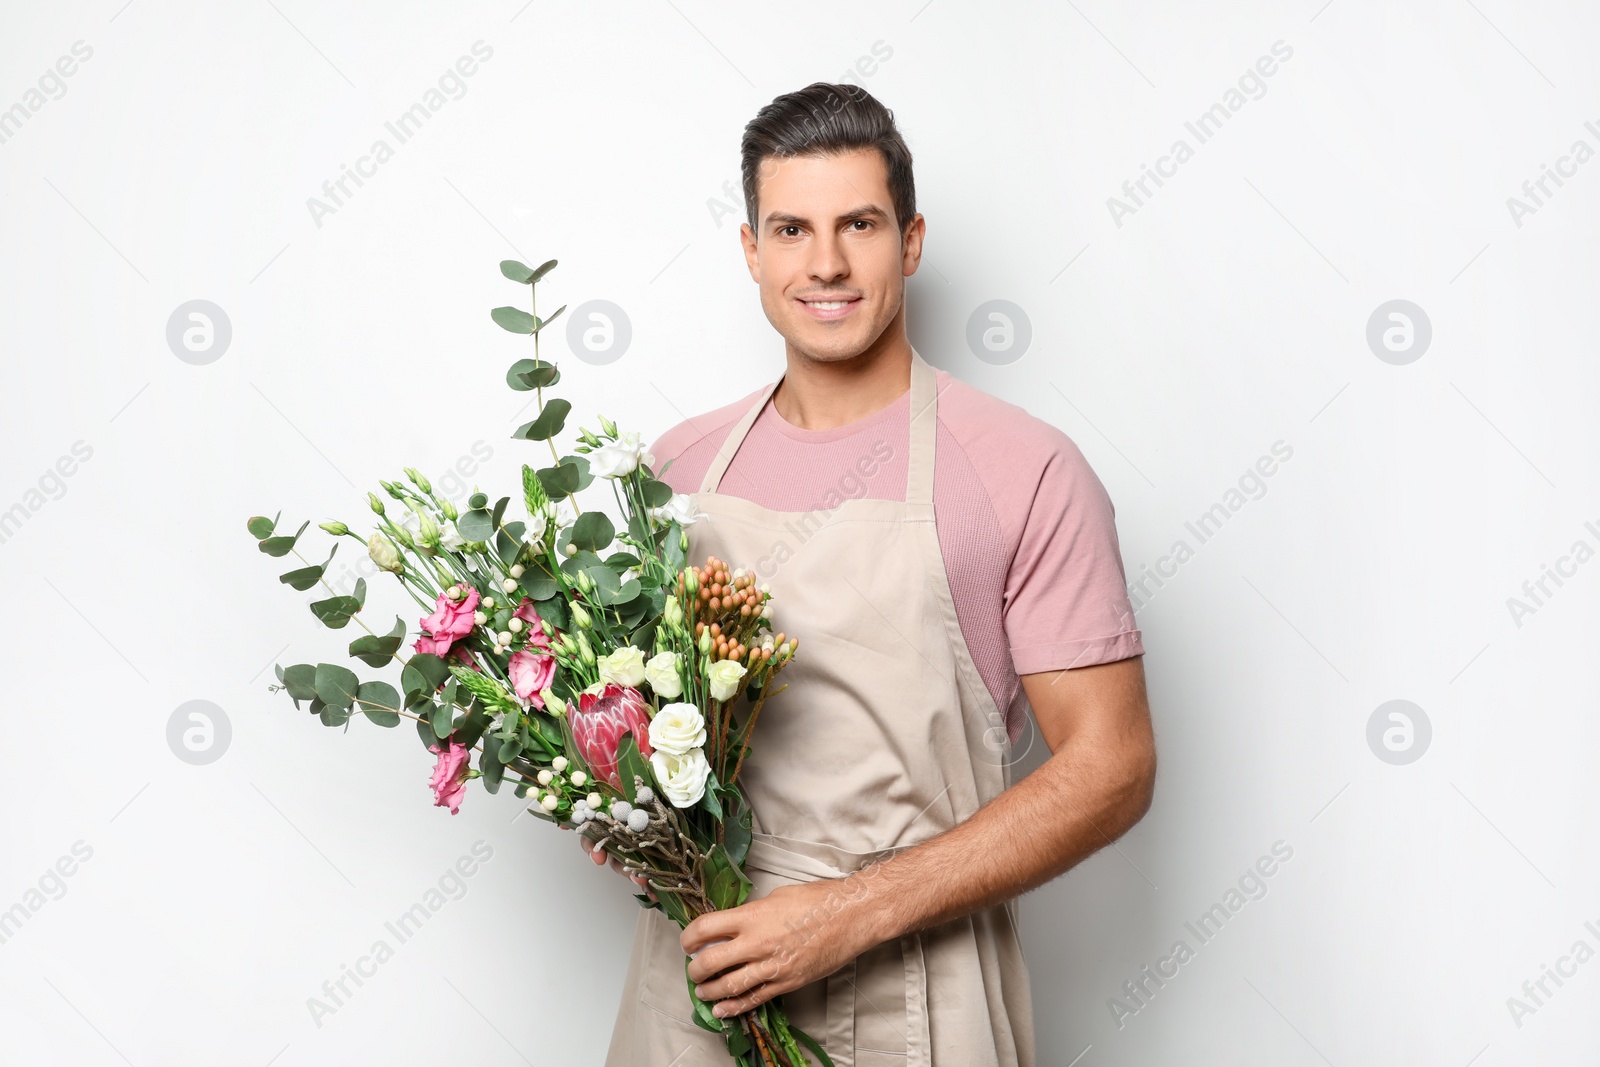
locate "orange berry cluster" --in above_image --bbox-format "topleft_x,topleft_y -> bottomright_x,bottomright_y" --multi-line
679,555 -> 796,664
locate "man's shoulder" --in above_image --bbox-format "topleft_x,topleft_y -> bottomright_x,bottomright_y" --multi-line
934,368 -> 1093,482
647,383 -> 767,490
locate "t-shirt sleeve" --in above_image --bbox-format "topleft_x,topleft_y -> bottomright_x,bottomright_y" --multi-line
1003,429 -> 1144,675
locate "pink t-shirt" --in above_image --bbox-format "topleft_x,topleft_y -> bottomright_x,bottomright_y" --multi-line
648,366 -> 1144,744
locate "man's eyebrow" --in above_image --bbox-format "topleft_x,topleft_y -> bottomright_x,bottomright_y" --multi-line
764,204 -> 891,228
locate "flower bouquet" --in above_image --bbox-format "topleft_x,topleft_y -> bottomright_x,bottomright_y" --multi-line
248,258 -> 827,1066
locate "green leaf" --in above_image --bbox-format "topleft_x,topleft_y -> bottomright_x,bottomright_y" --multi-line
310,593 -> 361,629
533,595 -> 569,631
724,1024 -> 751,1059
259,519 -> 309,557
514,398 -> 570,442
491,495 -> 510,530
536,461 -> 581,498
469,492 -> 488,510
457,508 -> 495,542
247,512 -> 280,540
313,663 -> 360,709
499,259 -> 534,283
723,794 -> 753,868
319,704 -> 351,727
453,704 -> 495,748
279,543 -> 337,591
699,768 -> 724,820
584,564 -> 621,605
281,663 -> 318,705
529,258 -> 558,283
355,681 -> 401,727
571,511 -> 615,552
610,578 -> 641,606
603,551 -> 641,572
640,478 -> 674,508
614,733 -> 651,804
431,701 -> 454,739
349,617 -> 406,668
491,306 -> 539,334
703,843 -> 751,911
506,358 -> 560,391
480,744 -> 504,793
416,713 -> 437,749
557,454 -> 594,492
688,966 -> 723,1034
540,304 -> 567,331
497,736 -> 522,763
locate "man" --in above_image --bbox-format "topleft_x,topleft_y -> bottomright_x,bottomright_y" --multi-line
596,82 -> 1155,1066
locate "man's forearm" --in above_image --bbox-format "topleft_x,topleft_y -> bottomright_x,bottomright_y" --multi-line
843,728 -> 1156,947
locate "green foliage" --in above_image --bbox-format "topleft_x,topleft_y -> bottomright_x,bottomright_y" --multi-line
491,306 -> 539,334
571,511 -> 615,552
514,398 -> 570,442
259,519 -> 308,557
313,663 -> 360,709
310,577 -> 365,629
355,681 -> 401,727
349,617 -> 406,668
247,512 -> 280,540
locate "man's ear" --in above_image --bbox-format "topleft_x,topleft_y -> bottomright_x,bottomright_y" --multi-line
901,213 -> 926,277
741,223 -> 760,283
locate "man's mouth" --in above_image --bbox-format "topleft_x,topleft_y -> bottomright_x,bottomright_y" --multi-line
796,296 -> 861,320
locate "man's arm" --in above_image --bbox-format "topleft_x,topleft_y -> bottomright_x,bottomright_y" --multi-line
683,655 -> 1157,1018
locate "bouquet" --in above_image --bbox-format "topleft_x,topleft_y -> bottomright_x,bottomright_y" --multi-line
248,258 -> 826,1066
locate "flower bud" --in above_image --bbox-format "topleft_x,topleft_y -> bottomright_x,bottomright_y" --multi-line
541,619 -> 554,637
576,570 -> 593,592
663,598 -> 683,628
319,521 -> 349,537
367,533 -> 403,573
417,510 -> 441,549
699,628 -> 713,655
571,603 -> 592,629
542,689 -> 566,717
599,414 -> 618,437
683,568 -> 698,595
392,524 -> 415,548
368,492 -> 385,516
440,498 -> 459,521
405,467 -> 432,494
679,528 -> 689,552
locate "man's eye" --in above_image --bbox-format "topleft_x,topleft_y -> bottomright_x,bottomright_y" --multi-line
848,220 -> 871,231
780,226 -> 802,237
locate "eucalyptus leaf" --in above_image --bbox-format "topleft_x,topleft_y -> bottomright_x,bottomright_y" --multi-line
528,258 -> 558,283
499,259 -> 534,283
571,511 -> 614,552
536,461 -> 581,498
491,306 -> 538,334
457,508 -> 495,542
514,398 -> 570,442
281,663 -> 318,705
640,478 -> 674,508
247,512 -> 280,540
355,681 -> 401,727
313,663 -> 360,709
258,519 -> 309,558
349,617 -> 406,668
310,594 -> 361,629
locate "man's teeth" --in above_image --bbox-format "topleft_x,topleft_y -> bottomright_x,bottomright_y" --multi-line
805,300 -> 851,309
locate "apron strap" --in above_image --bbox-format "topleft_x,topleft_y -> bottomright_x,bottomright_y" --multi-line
699,377 -> 780,495
900,932 -> 933,1067
697,348 -> 941,504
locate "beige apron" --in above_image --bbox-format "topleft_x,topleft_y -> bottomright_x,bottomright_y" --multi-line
605,348 -> 1036,1067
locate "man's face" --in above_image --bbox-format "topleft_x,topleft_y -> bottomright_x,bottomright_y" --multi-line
740,147 -> 924,363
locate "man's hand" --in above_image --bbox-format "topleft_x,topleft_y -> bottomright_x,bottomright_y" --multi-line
681,877 -> 881,1018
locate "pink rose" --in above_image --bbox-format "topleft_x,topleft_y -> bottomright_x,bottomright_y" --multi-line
508,649 -> 556,706
427,741 -> 471,814
512,597 -> 553,652
571,683 -> 654,790
418,585 -> 480,655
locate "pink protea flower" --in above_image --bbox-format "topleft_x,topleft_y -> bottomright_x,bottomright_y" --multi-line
571,682 -> 654,790
508,650 -> 556,707
427,741 -> 471,814
418,585 -> 480,655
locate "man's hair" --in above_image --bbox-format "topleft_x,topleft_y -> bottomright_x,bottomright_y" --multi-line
740,82 -> 916,235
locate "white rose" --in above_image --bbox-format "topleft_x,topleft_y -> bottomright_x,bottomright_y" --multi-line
644,650 -> 683,699
597,645 -> 646,687
707,659 -> 747,702
649,746 -> 710,808
648,702 -> 706,755
587,431 -> 645,479
651,492 -> 702,527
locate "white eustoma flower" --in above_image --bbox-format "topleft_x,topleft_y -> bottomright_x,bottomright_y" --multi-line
644,650 -> 683,699
597,645 -> 647,687
649,746 -> 711,808
651,492 -> 702,527
648,702 -> 706,755
587,431 -> 646,479
440,520 -> 466,550
707,659 -> 747,702
524,507 -> 549,545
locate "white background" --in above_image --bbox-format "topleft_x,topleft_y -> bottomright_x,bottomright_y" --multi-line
2,1 -> 1597,1063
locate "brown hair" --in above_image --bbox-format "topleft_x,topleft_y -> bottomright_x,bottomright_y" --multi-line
740,82 -> 917,234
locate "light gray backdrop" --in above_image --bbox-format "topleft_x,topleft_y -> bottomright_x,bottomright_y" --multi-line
2,1 -> 1596,1063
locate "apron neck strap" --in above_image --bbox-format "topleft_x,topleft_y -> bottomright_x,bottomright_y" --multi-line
697,347 -> 939,505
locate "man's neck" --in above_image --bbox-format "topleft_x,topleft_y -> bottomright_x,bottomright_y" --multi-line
771,331 -> 913,432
